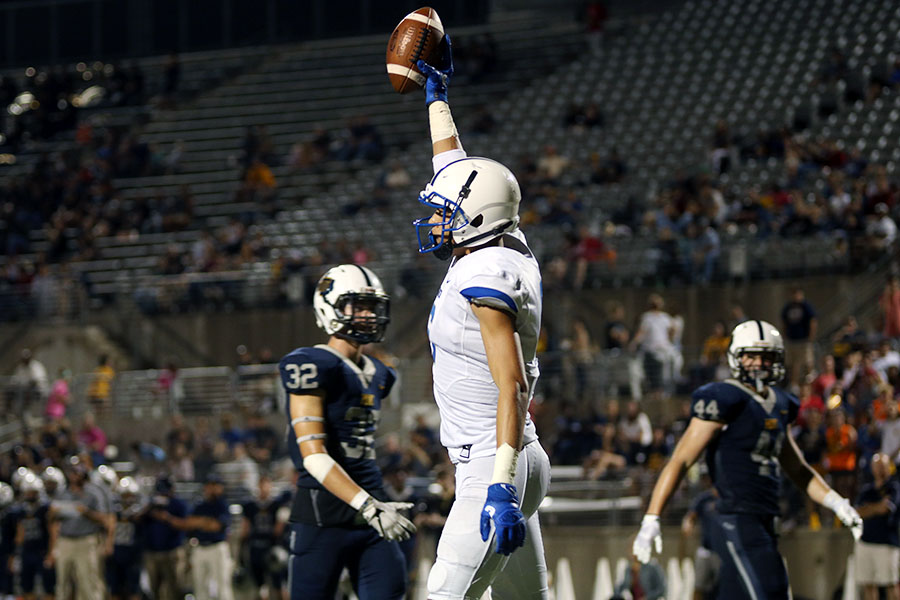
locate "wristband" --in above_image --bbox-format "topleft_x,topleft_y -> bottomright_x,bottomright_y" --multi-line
350,490 -> 371,511
429,101 -> 459,144
823,490 -> 844,511
491,443 -> 520,485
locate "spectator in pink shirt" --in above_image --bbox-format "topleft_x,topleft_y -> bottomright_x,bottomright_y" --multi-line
45,368 -> 72,420
77,412 -> 107,453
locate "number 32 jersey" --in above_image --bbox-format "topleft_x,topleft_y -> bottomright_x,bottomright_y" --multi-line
280,344 -> 396,526
691,379 -> 800,516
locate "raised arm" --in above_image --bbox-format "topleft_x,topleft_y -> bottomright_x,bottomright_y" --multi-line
418,36 -> 463,157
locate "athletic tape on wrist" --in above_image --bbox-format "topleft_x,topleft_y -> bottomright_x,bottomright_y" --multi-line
350,490 -> 371,511
823,490 -> 844,511
429,101 -> 459,144
302,453 -> 336,484
491,443 -> 520,485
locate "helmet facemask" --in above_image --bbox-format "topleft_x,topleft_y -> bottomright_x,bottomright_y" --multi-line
313,265 -> 391,344
414,181 -> 473,261
730,347 -> 786,393
329,291 -> 391,344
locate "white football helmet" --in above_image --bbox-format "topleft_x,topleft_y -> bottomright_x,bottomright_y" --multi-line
313,264 -> 390,344
41,466 -> 66,492
0,483 -> 12,508
12,467 -> 35,490
414,157 -> 521,259
727,320 -> 786,391
93,464 -> 119,489
116,476 -> 140,496
20,472 -> 44,496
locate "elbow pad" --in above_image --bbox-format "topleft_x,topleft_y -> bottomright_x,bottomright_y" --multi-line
302,453 -> 337,484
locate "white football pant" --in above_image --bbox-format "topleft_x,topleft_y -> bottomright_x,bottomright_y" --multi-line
427,441 -> 550,600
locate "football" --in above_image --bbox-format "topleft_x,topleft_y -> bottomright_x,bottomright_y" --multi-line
386,7 -> 444,94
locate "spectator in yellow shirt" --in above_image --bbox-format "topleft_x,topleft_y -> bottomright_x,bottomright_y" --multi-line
87,355 -> 115,413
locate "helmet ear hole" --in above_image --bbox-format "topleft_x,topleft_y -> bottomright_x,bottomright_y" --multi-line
470,214 -> 483,228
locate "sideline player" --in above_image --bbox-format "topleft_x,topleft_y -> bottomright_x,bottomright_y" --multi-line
240,474 -> 290,600
413,37 -> 551,599
633,320 -> 862,599
280,265 -> 414,600
107,477 -> 145,600
15,474 -> 54,600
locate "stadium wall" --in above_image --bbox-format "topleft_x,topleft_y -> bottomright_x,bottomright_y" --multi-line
0,271 -> 874,376
537,525 -> 852,600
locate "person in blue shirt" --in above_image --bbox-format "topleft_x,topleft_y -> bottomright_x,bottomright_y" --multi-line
633,320 -> 863,600
281,265 -> 413,600
854,452 -> 900,600
142,475 -> 186,600
154,473 -> 233,600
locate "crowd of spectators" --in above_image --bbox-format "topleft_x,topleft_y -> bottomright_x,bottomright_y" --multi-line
3,29 -> 900,317
509,116 -> 898,290
0,61 -> 152,155
532,276 -> 900,535
0,345 -> 462,598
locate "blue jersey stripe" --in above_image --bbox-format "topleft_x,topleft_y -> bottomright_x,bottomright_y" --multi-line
460,286 -> 517,313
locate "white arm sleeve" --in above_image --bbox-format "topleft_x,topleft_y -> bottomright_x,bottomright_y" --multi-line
432,148 -> 467,174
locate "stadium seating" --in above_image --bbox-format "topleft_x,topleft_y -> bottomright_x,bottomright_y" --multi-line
4,0 -> 900,305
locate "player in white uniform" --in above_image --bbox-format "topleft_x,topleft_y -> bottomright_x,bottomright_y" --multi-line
413,38 -> 551,600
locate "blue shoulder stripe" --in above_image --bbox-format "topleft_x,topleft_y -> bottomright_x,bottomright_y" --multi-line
460,286 -> 517,313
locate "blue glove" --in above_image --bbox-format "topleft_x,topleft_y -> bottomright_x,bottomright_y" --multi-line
417,34 -> 453,105
479,483 -> 526,555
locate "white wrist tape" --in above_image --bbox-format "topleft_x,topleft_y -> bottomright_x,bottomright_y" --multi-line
491,443 -> 520,485
823,490 -> 845,511
350,490 -> 371,511
302,453 -> 336,484
429,101 -> 459,144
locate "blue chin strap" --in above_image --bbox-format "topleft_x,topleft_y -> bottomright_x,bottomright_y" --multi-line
413,189 -> 470,255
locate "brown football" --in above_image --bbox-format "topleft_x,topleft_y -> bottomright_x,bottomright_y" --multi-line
386,7 -> 444,94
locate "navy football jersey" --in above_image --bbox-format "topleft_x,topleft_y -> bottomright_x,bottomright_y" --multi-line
242,495 -> 288,550
280,344 -> 396,527
113,506 -> 145,563
16,502 -> 49,554
691,379 -> 800,516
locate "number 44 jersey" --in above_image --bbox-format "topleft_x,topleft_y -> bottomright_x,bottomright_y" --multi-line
691,379 -> 800,516
280,344 -> 396,527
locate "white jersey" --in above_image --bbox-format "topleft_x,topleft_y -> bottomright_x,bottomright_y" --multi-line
427,228 -> 542,462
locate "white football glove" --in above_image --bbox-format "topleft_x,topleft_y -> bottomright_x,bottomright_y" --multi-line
359,498 -> 416,541
824,490 -> 863,541
633,515 -> 662,564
